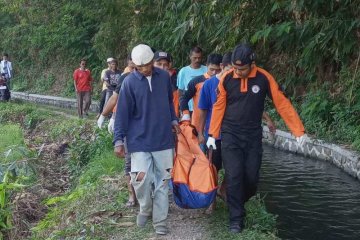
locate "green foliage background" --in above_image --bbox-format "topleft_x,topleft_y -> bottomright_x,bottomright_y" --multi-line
0,0 -> 359,149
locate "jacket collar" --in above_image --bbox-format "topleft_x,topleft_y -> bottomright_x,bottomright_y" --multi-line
133,67 -> 160,80
233,65 -> 258,79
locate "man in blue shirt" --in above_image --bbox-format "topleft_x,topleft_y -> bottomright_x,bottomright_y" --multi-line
113,44 -> 179,236
197,52 -> 232,211
177,46 -> 207,113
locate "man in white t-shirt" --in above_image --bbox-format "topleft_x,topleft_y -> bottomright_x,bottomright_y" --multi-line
0,53 -> 13,89
177,47 -> 207,114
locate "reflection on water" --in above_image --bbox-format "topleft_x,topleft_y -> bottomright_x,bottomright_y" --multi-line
259,145 -> 360,240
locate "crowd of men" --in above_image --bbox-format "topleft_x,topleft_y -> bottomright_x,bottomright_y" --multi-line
73,43 -> 308,235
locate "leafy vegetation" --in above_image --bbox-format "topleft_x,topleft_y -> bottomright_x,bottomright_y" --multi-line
0,0 -> 358,149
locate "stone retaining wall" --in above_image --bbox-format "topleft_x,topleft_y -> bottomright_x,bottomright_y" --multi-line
11,91 -> 360,180
11,91 -> 99,112
263,126 -> 360,180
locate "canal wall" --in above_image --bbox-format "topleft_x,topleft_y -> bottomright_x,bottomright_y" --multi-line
263,126 -> 360,180
11,91 -> 99,112
10,91 -> 360,180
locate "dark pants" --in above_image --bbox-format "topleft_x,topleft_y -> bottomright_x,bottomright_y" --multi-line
76,91 -> 91,117
221,128 -> 263,224
98,89 -> 107,114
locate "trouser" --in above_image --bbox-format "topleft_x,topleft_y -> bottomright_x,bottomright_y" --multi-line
105,89 -> 113,106
98,89 -> 107,114
130,149 -> 173,227
221,128 -> 263,224
76,91 -> 91,117
123,138 -> 131,176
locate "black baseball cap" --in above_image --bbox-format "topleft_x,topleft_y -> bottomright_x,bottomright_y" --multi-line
231,44 -> 255,66
154,50 -> 171,62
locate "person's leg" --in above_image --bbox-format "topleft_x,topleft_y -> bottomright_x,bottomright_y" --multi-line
151,148 -> 173,234
98,89 -> 107,115
222,144 -> 246,232
213,140 -> 226,202
105,89 -> 113,106
244,129 -> 263,202
130,152 -> 153,227
124,138 -> 136,207
76,91 -> 83,118
83,91 -> 91,115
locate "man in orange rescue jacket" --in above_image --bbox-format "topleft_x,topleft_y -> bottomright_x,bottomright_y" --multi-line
207,44 -> 308,233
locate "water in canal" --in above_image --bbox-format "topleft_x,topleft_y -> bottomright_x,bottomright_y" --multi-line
259,145 -> 360,240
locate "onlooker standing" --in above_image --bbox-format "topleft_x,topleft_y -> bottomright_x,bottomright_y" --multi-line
180,53 -> 222,133
98,57 -> 114,118
104,59 -> 122,105
73,59 -> 92,118
0,53 -> 13,89
153,50 -> 179,118
177,47 -> 207,115
114,44 -> 179,235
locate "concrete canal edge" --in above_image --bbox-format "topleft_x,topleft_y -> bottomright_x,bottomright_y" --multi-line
11,91 -> 99,112
11,91 -> 360,180
263,126 -> 360,180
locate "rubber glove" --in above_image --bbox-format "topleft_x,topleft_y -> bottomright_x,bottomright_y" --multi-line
108,118 -> 115,134
181,113 -> 190,122
97,115 -> 105,128
206,137 -> 216,150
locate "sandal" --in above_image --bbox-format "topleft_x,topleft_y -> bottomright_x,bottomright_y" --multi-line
125,200 -> 136,207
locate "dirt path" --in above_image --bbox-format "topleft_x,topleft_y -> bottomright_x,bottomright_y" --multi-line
156,203 -> 210,240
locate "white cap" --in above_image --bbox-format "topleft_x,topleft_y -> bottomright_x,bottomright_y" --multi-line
106,57 -> 115,63
131,44 -> 154,66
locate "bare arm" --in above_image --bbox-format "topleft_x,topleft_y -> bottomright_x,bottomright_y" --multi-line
102,93 -> 118,117
198,109 -> 207,144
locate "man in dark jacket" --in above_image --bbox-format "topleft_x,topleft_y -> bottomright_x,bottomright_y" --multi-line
113,44 -> 179,235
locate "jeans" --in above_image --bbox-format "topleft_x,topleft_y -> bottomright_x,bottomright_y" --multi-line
130,148 -> 174,227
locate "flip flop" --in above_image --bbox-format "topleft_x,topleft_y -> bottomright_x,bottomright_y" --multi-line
125,200 -> 136,207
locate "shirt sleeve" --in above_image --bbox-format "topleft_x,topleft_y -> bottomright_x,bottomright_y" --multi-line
259,68 -> 305,137
198,81 -> 211,110
100,69 -> 106,81
177,68 -> 185,90
113,78 -> 135,143
73,70 -> 78,82
179,77 -> 197,113
208,70 -> 232,139
167,74 -> 177,122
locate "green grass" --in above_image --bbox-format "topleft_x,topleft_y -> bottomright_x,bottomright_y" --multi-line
207,196 -> 278,240
0,102 -> 279,239
0,124 -> 26,163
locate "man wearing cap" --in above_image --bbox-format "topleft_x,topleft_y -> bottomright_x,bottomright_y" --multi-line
180,53 -> 222,133
73,59 -> 93,118
207,44 -> 308,233
98,57 -> 115,118
177,46 -> 207,116
153,50 -> 179,118
98,55 -> 137,207
104,59 -> 122,105
113,44 -> 179,235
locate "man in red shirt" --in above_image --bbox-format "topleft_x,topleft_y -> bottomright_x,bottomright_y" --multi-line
73,59 -> 93,118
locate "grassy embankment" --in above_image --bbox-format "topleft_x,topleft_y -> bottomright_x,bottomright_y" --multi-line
0,101 -> 277,240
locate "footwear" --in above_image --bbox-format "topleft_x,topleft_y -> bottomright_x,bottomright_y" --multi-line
229,222 -> 244,233
155,225 -> 168,235
125,200 -> 136,208
136,214 -> 149,228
